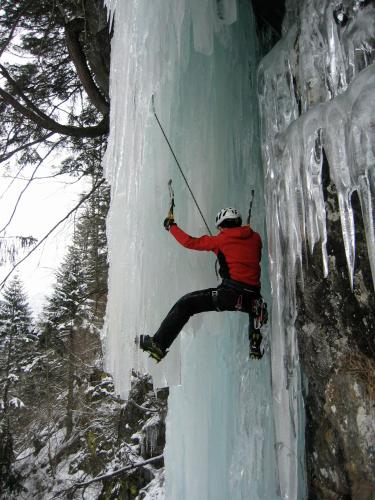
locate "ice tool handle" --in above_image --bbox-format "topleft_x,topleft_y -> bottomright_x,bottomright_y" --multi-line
168,179 -> 175,218
247,189 -> 255,225
151,94 -> 212,236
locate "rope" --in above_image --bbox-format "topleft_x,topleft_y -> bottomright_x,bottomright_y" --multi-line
151,95 -> 212,236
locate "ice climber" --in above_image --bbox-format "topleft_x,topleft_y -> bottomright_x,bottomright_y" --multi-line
139,207 -> 267,362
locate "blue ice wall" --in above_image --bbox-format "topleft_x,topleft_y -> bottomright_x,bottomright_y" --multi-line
103,1 -> 305,498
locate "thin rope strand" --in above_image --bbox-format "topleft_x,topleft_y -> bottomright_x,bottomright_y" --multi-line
152,96 -> 212,235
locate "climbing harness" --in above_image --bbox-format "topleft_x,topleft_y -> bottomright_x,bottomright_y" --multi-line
152,95 -> 212,236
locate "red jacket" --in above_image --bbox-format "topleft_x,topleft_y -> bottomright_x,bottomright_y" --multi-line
170,224 -> 262,286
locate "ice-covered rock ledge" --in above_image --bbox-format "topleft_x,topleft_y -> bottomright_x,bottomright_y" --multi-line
258,0 -> 375,498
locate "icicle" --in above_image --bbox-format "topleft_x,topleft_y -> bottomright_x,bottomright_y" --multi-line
258,2 -> 375,498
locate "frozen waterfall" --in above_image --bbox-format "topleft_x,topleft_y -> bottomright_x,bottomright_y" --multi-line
103,1 -> 306,499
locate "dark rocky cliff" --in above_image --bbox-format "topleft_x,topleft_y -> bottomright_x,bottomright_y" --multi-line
297,169 -> 375,499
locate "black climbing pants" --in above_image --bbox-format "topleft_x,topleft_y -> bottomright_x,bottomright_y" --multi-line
153,279 -> 260,351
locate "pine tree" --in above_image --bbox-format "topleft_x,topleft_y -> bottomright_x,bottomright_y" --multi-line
73,179 -> 109,331
0,1 -> 110,271
41,194 -> 107,439
43,177 -> 108,339
0,275 -> 33,491
42,245 -> 87,438
0,0 -> 110,169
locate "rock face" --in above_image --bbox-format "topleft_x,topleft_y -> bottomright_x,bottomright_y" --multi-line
297,172 -> 375,499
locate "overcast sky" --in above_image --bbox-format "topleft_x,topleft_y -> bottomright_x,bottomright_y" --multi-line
0,28 -> 94,318
0,162 -> 88,317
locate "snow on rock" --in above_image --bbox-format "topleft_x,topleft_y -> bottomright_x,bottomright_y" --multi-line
9,397 -> 25,409
137,468 -> 165,500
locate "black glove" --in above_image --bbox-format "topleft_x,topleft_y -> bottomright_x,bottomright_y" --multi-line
163,215 -> 176,231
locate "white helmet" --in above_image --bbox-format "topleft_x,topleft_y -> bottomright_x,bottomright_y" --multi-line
215,207 -> 242,228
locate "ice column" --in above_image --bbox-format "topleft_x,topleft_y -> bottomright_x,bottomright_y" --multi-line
103,0 -> 288,499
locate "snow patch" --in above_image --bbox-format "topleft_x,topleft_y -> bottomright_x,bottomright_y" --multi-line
356,406 -> 375,447
137,468 -> 165,500
9,397 -> 25,409
320,468 -> 329,479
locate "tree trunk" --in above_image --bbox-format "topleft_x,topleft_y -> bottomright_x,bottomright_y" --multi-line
0,87 -> 109,138
0,321 -> 15,488
65,326 -> 75,440
65,18 -> 109,116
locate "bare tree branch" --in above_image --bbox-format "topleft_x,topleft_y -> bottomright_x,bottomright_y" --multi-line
0,2 -> 33,59
0,178 -> 106,290
0,132 -> 55,164
0,138 -> 65,234
65,19 -> 109,116
1,170 -> 82,182
0,86 -> 109,138
2,171 -> 61,181
53,454 -> 164,496
128,399 -> 158,413
0,63 -> 53,121
0,163 -> 28,201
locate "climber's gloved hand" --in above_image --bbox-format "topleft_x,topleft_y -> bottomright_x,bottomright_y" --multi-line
163,215 -> 176,231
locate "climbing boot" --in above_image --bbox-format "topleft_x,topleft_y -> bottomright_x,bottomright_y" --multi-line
249,330 -> 264,360
139,335 -> 166,363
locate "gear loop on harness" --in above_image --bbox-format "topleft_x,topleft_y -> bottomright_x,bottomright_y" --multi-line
211,290 -> 220,311
235,294 -> 243,310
